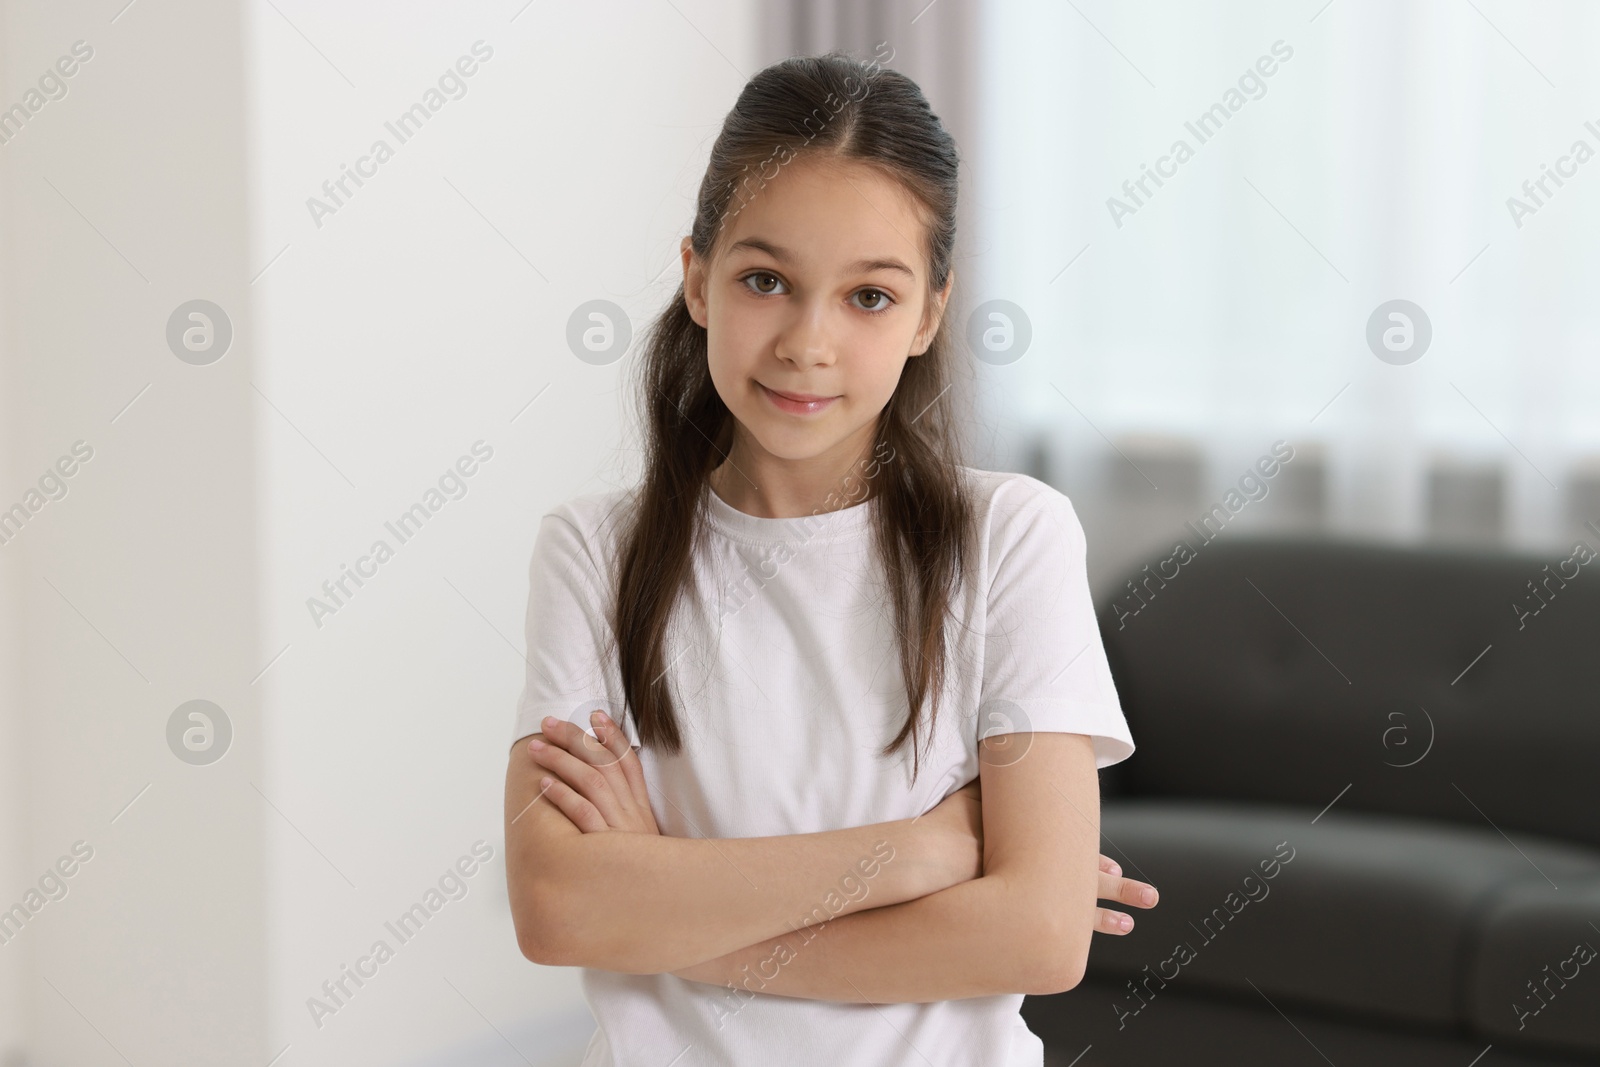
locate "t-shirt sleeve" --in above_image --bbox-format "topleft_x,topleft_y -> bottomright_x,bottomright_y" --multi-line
508,510 -> 637,753
978,481 -> 1135,769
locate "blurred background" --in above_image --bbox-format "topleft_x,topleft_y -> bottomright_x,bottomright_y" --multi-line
0,0 -> 1596,1064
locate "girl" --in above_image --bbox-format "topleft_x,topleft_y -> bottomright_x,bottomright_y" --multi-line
504,51 -> 1156,1067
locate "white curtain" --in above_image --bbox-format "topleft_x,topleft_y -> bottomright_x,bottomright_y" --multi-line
968,0 -> 1600,585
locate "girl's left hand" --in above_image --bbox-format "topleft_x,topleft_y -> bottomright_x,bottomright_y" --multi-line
525,710 -> 660,835
1096,853 -> 1158,934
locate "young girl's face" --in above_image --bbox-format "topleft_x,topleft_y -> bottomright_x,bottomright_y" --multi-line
682,154 -> 952,478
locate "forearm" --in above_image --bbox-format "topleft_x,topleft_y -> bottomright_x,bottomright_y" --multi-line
518,808 -> 948,974
671,870 -> 1090,1004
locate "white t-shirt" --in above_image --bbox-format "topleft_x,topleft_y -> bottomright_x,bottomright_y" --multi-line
510,465 -> 1135,1067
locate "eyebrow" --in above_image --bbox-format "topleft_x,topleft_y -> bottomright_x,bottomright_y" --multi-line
726,237 -> 916,279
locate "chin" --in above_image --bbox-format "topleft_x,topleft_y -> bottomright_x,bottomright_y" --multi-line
745,431 -> 837,463
735,410 -> 838,455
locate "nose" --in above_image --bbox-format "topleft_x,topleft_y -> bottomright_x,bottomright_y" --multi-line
774,298 -> 837,372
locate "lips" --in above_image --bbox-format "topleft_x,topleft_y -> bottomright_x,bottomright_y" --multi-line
764,385 -> 835,403
758,382 -> 840,415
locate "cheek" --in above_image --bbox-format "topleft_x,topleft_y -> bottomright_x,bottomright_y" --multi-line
703,331 -> 746,387
706,308 -> 766,376
855,348 -> 911,399
704,350 -> 744,411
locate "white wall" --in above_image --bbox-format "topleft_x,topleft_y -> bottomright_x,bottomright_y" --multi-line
1,0 -> 758,1063
0,0 -> 267,1063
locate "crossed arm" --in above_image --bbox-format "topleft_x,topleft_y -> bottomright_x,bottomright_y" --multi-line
504,710 -> 1157,1004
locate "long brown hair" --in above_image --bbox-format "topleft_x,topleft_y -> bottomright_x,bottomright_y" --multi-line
613,51 -> 977,782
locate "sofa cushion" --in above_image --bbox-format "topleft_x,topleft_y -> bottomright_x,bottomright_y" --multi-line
1025,977 -> 1600,1067
1097,537 -> 1600,850
1088,799 -> 1600,1029
1465,879 -> 1600,1055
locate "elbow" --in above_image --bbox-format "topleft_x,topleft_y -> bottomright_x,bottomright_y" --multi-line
1027,956 -> 1087,997
515,903 -> 667,975
513,910 -> 561,967
1022,916 -> 1091,996
512,872 -> 656,973
520,938 -> 572,968
517,921 -> 566,967
511,873 -> 577,967
516,929 -> 553,966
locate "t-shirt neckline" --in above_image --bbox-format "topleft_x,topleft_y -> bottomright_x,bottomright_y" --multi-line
702,480 -> 874,544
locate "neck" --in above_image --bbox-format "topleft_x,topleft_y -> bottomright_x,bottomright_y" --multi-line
708,438 -> 878,519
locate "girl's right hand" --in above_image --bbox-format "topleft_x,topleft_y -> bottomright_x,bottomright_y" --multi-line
526,709 -> 661,836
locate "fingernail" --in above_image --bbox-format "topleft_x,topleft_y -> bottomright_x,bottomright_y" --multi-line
1108,863 -> 1122,877
542,716 -> 558,729
1141,887 -> 1157,906
529,739 -> 545,751
1118,914 -> 1133,931
590,711 -> 603,724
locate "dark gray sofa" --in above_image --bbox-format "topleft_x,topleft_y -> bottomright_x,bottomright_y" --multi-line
1023,536 -> 1600,1066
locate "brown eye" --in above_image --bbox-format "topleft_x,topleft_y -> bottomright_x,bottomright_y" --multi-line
853,288 -> 894,315
742,271 -> 784,295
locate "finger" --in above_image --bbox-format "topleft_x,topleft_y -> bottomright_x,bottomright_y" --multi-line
1096,907 -> 1135,935
528,736 -> 626,827
539,716 -> 637,816
1097,869 -> 1160,909
539,716 -> 624,769
591,710 -> 653,814
536,775 -> 609,834
1099,854 -> 1121,876
587,710 -> 638,778
549,714 -> 628,770
1123,877 -> 1158,908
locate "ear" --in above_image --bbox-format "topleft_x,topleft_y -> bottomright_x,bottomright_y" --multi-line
681,236 -> 708,328
909,266 -> 956,357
